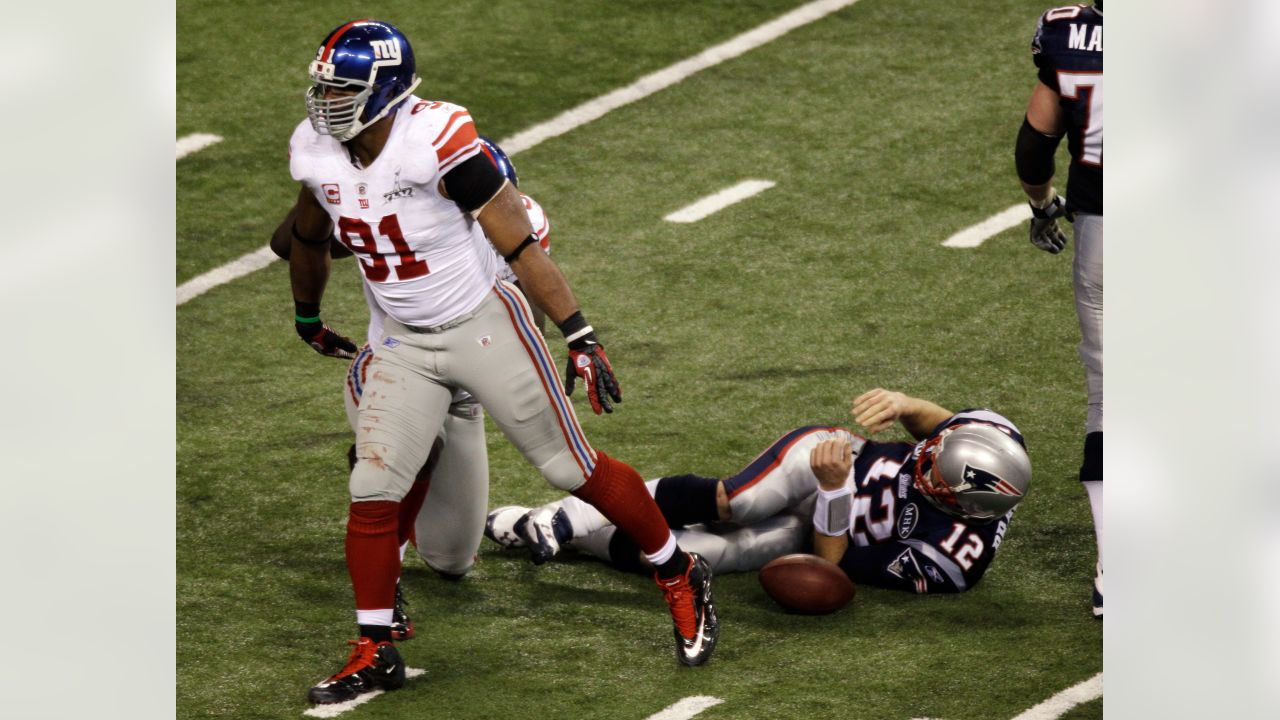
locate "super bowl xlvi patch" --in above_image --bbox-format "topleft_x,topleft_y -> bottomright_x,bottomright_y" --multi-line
896,503 -> 919,538
897,472 -> 912,499
383,337 -> 401,348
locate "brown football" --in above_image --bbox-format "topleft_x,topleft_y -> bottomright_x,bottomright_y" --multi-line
759,553 -> 856,615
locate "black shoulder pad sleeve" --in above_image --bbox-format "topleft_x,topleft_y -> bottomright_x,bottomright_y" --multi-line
442,152 -> 506,213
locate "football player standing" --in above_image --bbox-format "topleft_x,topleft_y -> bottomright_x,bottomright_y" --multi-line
283,19 -> 719,705
1014,2 -> 1103,617
271,137 -> 553,642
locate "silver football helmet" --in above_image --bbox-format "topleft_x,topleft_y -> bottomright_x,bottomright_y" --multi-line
914,423 -> 1031,522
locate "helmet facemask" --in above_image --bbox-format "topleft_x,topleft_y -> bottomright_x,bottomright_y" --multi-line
305,65 -> 376,141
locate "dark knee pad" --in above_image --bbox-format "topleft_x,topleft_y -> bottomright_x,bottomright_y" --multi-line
1079,431 -> 1102,482
653,474 -> 721,528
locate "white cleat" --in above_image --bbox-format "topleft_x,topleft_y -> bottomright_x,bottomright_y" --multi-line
521,506 -> 571,565
485,506 -> 531,550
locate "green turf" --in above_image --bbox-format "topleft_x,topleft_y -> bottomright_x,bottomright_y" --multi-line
178,1 -> 1102,718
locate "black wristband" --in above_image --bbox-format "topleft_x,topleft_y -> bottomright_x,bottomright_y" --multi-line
556,311 -> 596,349
503,234 -> 539,264
295,300 -> 321,323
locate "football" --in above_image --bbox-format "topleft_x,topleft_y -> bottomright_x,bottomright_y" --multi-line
759,554 -> 856,615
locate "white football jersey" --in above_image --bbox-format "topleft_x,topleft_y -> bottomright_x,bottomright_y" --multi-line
289,97 -> 499,328
362,191 -> 552,348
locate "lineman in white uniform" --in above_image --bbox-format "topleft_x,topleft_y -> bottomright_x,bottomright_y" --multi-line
283,19 -> 718,706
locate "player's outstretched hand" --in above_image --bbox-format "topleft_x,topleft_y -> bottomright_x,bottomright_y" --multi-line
1028,195 -> 1074,254
852,388 -> 909,434
295,318 -> 357,360
810,438 -> 853,490
565,344 -> 622,415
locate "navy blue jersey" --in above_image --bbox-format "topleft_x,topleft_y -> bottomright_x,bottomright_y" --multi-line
1032,4 -> 1103,215
836,410 -> 1024,593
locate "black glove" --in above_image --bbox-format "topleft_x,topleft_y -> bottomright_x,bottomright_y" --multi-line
1028,195 -> 1074,254
294,302 -> 356,359
558,312 -> 622,415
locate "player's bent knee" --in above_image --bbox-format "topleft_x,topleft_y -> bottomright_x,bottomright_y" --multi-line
420,552 -> 474,579
349,460 -> 410,502
539,452 -> 590,493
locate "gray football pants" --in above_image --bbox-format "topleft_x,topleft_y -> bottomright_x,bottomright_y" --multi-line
345,345 -> 489,576
1073,213 -> 1103,434
349,282 -> 598,505
572,513 -> 809,575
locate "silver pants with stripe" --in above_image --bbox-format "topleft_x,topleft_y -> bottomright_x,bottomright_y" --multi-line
1073,213 -> 1103,434
349,282 -> 597,505
572,513 -> 810,575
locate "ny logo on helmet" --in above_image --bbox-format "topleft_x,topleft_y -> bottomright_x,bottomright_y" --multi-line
959,464 -> 1023,498
370,38 -> 402,62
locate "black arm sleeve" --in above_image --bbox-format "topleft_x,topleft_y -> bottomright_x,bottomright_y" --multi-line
442,152 -> 506,213
1015,116 -> 1064,186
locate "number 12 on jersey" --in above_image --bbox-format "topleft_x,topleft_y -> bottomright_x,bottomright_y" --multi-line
337,214 -> 430,282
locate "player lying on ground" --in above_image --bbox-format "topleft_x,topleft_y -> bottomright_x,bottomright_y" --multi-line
273,137 -> 549,642
281,19 -> 718,706
488,389 -> 1031,594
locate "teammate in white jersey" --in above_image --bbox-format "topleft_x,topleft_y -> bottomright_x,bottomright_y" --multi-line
281,19 -> 719,706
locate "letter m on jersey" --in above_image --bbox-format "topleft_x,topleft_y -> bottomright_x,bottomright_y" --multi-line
370,38 -> 402,62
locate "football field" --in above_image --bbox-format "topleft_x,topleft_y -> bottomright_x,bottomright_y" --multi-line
177,1 -> 1102,718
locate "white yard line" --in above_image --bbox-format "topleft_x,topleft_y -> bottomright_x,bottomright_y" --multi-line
645,696 -> 724,720
176,246 -> 279,305
301,668 -> 426,718
176,0 -> 861,306
499,0 -> 861,156
664,180 -> 775,223
1009,673 -> 1103,720
941,203 -> 1031,248
176,133 -> 223,160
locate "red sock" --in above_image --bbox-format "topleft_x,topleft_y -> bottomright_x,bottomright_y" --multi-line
573,451 -> 673,555
346,500 -> 401,611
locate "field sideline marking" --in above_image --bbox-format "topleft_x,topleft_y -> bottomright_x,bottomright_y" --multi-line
301,667 -> 426,718
1009,672 -> 1103,720
941,203 -> 1030,248
664,180 -> 775,223
645,696 -> 724,720
177,133 -> 222,160
176,0 -> 862,307
176,246 -> 278,305
499,0 -> 861,155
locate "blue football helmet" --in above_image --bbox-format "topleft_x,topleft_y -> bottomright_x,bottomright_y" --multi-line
478,136 -> 518,187
305,19 -> 422,141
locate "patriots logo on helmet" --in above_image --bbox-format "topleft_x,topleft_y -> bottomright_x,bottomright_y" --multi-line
958,464 -> 1023,498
